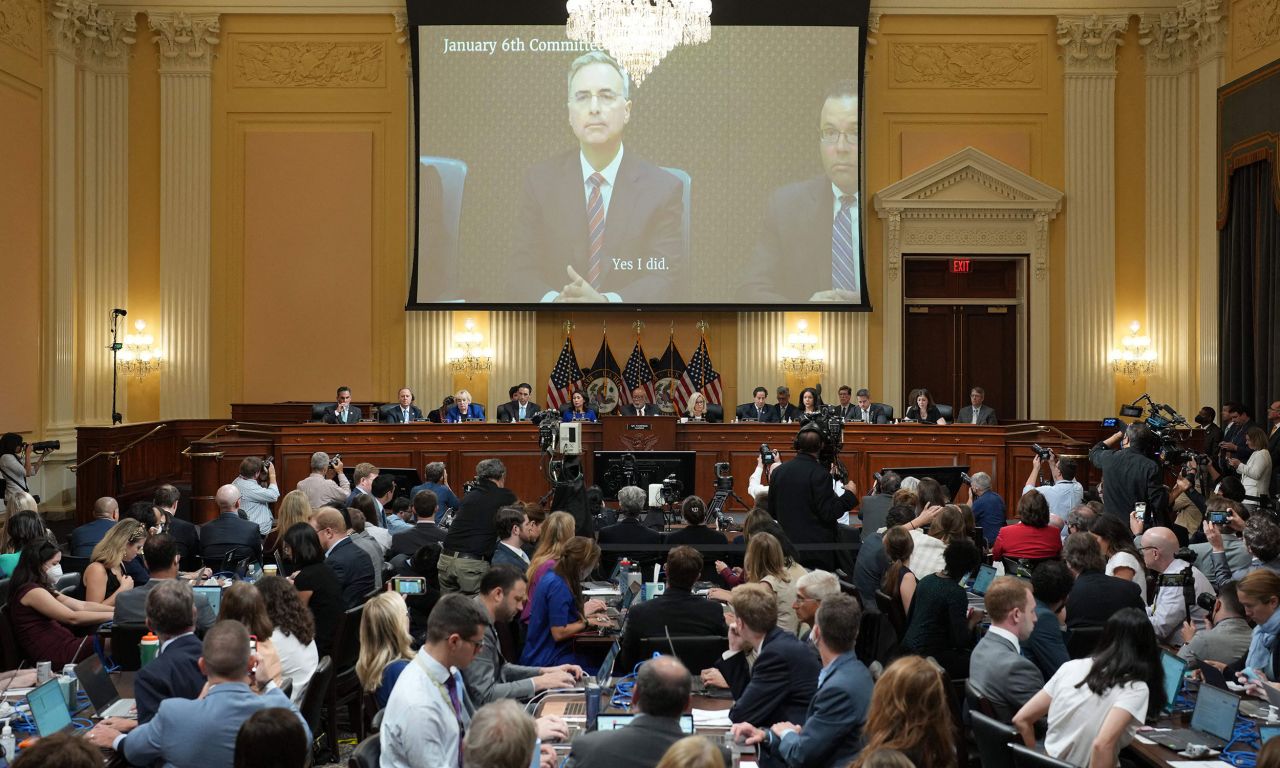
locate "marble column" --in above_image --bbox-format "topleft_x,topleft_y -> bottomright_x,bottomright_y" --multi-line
489,311 -> 536,410
406,312 -> 453,410
736,312 -> 785,403
1057,14 -> 1127,419
149,11 -> 218,419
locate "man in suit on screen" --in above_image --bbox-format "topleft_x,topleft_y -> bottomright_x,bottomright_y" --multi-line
742,80 -> 864,304
509,51 -> 685,304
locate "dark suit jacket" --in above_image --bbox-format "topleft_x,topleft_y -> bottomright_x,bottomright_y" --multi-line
904,405 -> 945,424
857,493 -> 893,533
597,518 -> 663,575
619,587 -> 727,670
443,480 -> 519,559
325,536 -> 377,608
767,453 -> 857,570
321,404 -> 363,424
618,403 -> 661,417
741,175 -> 863,303
736,403 -> 779,423
133,633 -> 206,723
762,653 -> 873,768
379,404 -> 423,424
199,513 -> 262,566
495,400 -> 537,423
967,631 -> 1045,722
663,525 -> 729,583
1088,443 -> 1166,524
717,627 -> 820,727
509,148 -> 686,302
956,405 -> 998,425
836,403 -> 889,424
774,403 -> 800,423
70,518 -> 115,557
390,522 -> 447,559
163,514 -> 200,561
565,713 -> 729,768
1065,570 -> 1145,629
682,405 -> 724,424
491,543 -> 530,571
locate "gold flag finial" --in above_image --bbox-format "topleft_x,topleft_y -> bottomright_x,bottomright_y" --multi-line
563,320 -> 575,336
633,320 -> 645,336
696,320 -> 709,335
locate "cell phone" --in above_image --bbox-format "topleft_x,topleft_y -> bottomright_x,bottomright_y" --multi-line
1134,503 -> 1146,520
1101,417 -> 1120,428
249,635 -> 258,676
392,576 -> 426,595
1244,667 -> 1264,683
1210,511 -> 1229,525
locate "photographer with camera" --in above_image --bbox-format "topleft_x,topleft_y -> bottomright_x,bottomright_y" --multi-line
1,432 -> 50,514
233,456 -> 280,536
1205,511 -> 1280,587
1190,496 -> 1252,574
766,426 -> 858,570
1089,423 -> 1167,526
1140,526 -> 1212,647
440,459 -> 518,595
1177,581 -> 1252,670
1023,449 -> 1083,521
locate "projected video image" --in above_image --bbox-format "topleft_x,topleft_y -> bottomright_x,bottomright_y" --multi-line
413,24 -> 864,308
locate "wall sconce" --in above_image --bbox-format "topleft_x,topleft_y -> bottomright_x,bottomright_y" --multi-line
779,319 -> 826,379
448,318 -> 493,380
1109,321 -> 1156,382
117,319 -> 164,380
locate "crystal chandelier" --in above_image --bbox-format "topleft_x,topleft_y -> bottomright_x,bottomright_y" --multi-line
1108,321 -> 1157,382
448,318 -> 494,381
566,0 -> 712,86
779,320 -> 826,379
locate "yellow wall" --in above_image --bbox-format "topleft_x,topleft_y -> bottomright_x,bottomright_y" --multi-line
1112,20 -> 1149,408
127,19 -> 162,423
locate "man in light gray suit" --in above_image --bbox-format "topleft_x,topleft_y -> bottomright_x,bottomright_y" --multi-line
967,575 -> 1044,722
956,386 -> 998,425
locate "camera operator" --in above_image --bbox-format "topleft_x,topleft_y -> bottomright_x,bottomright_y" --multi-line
1205,513 -> 1280,587
440,459 -> 518,595
1,432 -> 48,513
1177,581 -> 1252,670
766,426 -> 858,570
1140,526 -> 1212,647
1089,423 -> 1167,527
1023,451 -> 1083,522
1190,496 -> 1252,575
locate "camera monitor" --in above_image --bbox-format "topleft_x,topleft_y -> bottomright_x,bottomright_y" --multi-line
878,465 -> 971,500
593,451 -> 696,502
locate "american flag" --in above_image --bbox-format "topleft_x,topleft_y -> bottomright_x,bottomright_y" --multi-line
675,336 -> 724,406
621,339 -> 657,405
546,336 -> 584,410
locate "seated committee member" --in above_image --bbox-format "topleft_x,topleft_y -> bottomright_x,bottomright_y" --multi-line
773,386 -> 800,423
496,383 -> 537,423
850,388 -> 890,425
562,390 -> 598,422
741,81 -> 864,304
736,387 -> 779,423
426,394 -> 454,424
956,386 -> 998,425
381,387 -> 423,423
508,51 -> 685,304
902,388 -> 947,425
444,389 -> 485,423
619,546 -> 727,669
620,385 -> 659,417
321,386 -> 362,424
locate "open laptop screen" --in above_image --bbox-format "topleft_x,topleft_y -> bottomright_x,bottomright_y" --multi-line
1190,682 -> 1240,742
27,679 -> 72,738
193,584 -> 224,615
1160,650 -> 1187,713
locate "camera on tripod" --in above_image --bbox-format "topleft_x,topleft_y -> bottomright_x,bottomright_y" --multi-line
660,474 -> 684,505
714,462 -> 734,492
535,409 -> 563,453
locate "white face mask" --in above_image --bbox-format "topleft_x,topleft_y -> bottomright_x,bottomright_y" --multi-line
45,563 -> 63,584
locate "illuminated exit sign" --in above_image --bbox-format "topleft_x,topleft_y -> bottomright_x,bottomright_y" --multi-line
950,258 -> 971,274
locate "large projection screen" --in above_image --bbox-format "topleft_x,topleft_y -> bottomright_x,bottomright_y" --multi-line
407,1 -> 870,310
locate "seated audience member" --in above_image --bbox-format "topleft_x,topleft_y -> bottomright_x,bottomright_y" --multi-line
11,731 -> 102,767
1062,503 -> 1098,542
409,462 -> 462,524
567,656 -> 729,768
114,534 -> 215,632
597,485 -> 662,575
1192,495 -> 1252,574
853,505 -> 916,611
903,388 -> 947,425
201,485 -> 264,567
218,584 -> 285,686
1013,608 -> 1164,768
384,496 -> 415,535
1091,514 -> 1148,602
706,583 -> 820,728
380,594 -> 490,768
296,451 -> 350,512
465,700 -> 543,768
1063,532 -> 1144,629
445,389 -> 486,423
465,565 -> 579,705
968,472 -> 1005,546
256,576 -> 319,705
991,490 -> 1062,561
70,496 -> 119,557
391,489 -> 447,560
345,503 -> 386,590
521,536 -> 609,668
666,495 -> 733,583
1142,526 -> 1212,646
281,522 -> 343,658
731,594 -> 873,767
968,576 -> 1045,721
730,532 -> 807,635
232,456 -> 279,537
342,462 -> 380,517
792,569 -> 840,644
8,542 -> 112,667
522,512 -> 577,627
520,502 -> 545,556
1178,580 -> 1252,670
233,707 -> 310,768
133,580 -> 207,723
1208,514 -> 1280,586
84,519 -> 146,607
1025,560 -> 1073,680
901,539 -> 984,679
880,525 -> 916,615
1235,569 -> 1280,679
716,508 -> 773,584
355,591 -> 416,709
492,506 -> 533,570
368,474 -> 398,534
264,491 -> 312,566
852,656 -> 957,768
0,510 -> 50,577
88,620 -> 307,766
117,502 -> 158,586
906,504 -> 962,578
620,547 -> 728,669
859,470 -> 901,533
656,736 -> 729,768
311,506 -> 376,608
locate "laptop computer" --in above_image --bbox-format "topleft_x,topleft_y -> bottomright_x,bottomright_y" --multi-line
537,641 -> 621,721
27,679 -> 75,737
970,565 -> 997,596
1150,682 -> 1240,751
596,714 -> 694,733
1160,650 -> 1188,713
75,656 -> 137,720
1261,725 -> 1280,744
193,584 -> 224,615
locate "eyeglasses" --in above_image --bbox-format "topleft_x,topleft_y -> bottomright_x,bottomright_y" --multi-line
460,635 -> 484,652
793,594 -> 818,605
819,128 -> 858,145
570,90 -> 621,108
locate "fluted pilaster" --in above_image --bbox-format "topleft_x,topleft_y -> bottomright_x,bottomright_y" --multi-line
822,312 -> 869,394
150,12 -> 218,419
489,311 -> 536,412
736,312 -> 786,402
1191,0 -> 1227,410
1058,14 -> 1126,418
406,312 -> 453,410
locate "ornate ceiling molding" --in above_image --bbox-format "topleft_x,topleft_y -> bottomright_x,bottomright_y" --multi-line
148,10 -> 218,72
1056,14 -> 1129,73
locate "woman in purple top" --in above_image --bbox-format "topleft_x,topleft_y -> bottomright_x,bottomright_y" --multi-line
520,537 -> 610,669
8,542 -> 113,667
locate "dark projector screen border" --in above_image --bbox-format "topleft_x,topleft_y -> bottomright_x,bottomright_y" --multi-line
405,0 -> 871,312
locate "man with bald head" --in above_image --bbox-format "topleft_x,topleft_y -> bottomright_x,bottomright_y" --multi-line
70,496 -> 120,556
199,484 -> 262,567
1142,526 -> 1212,646
565,655 -> 729,768
312,506 -> 376,608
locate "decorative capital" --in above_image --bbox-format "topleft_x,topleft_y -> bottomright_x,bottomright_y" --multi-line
1182,0 -> 1227,62
82,7 -> 136,72
1056,14 -> 1128,74
148,11 -> 219,73
48,0 -> 92,57
866,11 -> 881,46
393,10 -> 408,46
1139,10 -> 1191,73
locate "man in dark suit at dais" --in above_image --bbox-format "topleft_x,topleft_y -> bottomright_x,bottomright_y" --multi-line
509,51 -> 685,304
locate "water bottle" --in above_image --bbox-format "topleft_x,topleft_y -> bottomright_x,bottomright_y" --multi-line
140,632 -> 159,667
1,719 -> 14,765
585,681 -> 601,731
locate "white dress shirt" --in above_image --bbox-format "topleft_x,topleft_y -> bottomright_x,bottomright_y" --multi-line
233,475 -> 280,536
380,651 -> 470,768
1149,559 -> 1212,646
